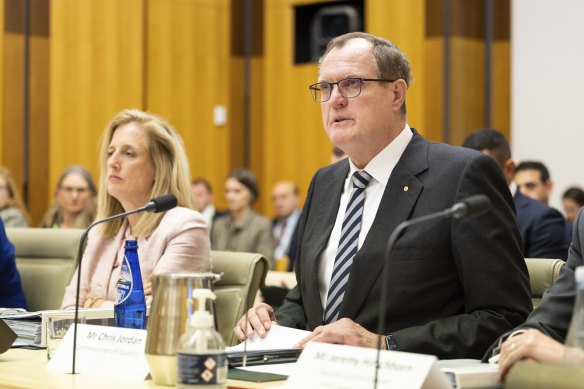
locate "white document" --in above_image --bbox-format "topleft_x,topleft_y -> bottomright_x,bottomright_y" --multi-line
226,324 -> 310,352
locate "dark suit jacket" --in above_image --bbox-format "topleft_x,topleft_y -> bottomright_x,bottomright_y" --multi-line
483,207 -> 584,361
0,220 -> 27,309
514,191 -> 569,260
276,130 -> 532,359
272,214 -> 300,271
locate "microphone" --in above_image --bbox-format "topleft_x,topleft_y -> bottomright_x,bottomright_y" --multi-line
71,194 -> 178,374
372,194 -> 491,388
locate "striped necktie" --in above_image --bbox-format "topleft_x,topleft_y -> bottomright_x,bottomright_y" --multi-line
324,170 -> 373,324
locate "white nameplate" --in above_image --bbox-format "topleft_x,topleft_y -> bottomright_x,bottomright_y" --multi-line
47,323 -> 150,380
285,342 -> 451,389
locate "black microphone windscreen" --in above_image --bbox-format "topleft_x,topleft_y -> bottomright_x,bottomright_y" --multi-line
151,194 -> 178,213
454,194 -> 491,219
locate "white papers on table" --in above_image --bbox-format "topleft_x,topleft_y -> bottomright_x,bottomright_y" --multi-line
226,324 -> 310,352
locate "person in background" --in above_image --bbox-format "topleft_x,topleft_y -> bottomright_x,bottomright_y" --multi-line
0,219 -> 27,309
563,187 -> 584,225
271,181 -> 301,271
463,129 -> 569,260
514,161 -> 553,204
492,207 -> 584,379
0,167 -> 30,227
211,168 -> 274,267
61,109 -> 211,309
191,178 -> 226,230
40,166 -> 97,229
330,145 -> 347,164
235,32 -> 531,359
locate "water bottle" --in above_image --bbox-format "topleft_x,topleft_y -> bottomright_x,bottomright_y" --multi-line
176,289 -> 227,389
114,240 -> 147,329
566,266 -> 584,348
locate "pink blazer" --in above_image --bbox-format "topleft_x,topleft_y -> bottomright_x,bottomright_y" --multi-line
61,207 -> 211,309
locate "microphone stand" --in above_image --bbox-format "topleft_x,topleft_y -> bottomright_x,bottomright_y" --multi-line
71,207 -> 152,374
372,208 -> 455,388
372,194 -> 490,389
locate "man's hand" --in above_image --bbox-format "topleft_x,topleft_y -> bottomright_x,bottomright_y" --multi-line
295,318 -> 384,349
498,329 -> 566,379
234,303 -> 277,341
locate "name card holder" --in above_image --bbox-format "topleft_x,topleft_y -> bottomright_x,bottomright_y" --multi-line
47,323 -> 150,381
285,342 -> 451,389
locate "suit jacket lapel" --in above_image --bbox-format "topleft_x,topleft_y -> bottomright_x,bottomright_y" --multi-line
340,131 -> 429,320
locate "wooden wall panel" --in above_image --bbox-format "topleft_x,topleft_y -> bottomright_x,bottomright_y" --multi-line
0,0 -> 3,164
2,33 -> 24,184
262,0 -> 330,215
146,0 -> 231,209
27,34 -> 49,225
50,0 -> 145,199
367,0 -> 427,135
2,0 -> 49,225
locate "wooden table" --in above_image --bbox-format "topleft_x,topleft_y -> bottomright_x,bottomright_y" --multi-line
0,349 -> 284,389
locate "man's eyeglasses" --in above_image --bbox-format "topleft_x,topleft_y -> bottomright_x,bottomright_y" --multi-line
309,78 -> 396,102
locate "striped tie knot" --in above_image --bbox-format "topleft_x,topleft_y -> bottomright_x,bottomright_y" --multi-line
352,170 -> 372,189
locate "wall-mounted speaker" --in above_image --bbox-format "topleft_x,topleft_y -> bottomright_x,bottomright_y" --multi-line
295,1 -> 364,64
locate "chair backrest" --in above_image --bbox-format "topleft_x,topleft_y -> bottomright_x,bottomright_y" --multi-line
211,250 -> 268,346
6,228 -> 84,311
525,257 -> 565,308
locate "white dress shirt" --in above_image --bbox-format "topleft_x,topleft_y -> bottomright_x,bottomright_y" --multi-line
318,125 -> 413,308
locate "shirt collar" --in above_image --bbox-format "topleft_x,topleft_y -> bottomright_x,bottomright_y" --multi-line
347,124 -> 413,188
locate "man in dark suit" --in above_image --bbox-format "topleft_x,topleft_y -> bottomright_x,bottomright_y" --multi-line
488,207 -> 584,378
463,129 -> 569,260
234,32 -> 531,359
271,181 -> 301,271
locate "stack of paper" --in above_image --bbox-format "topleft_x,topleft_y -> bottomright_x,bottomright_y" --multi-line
1,308 -> 115,348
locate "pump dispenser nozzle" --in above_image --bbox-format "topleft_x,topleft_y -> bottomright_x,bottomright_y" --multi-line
190,289 -> 216,328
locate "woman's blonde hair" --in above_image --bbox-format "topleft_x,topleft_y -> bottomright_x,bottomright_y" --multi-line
97,109 -> 193,237
0,166 -> 31,225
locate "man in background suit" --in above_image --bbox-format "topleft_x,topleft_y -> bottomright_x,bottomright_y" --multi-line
463,129 -> 569,260
235,32 -> 531,359
191,178 -> 226,231
271,181 -> 301,271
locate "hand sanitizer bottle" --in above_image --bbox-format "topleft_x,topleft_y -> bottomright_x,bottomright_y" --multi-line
177,289 -> 227,388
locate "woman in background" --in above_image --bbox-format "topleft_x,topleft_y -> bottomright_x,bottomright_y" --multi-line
211,168 -> 274,267
0,167 -> 30,227
40,166 -> 97,228
61,109 -> 210,309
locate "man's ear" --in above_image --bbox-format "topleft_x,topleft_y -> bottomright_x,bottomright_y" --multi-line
392,79 -> 408,112
545,179 -> 554,196
504,159 -> 516,185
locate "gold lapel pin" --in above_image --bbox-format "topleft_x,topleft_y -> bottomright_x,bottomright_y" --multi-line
403,186 -> 409,192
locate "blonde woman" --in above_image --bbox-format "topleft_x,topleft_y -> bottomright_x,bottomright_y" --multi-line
0,167 -> 30,227
61,109 -> 211,309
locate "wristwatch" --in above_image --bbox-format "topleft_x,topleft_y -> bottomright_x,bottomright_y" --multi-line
385,334 -> 399,350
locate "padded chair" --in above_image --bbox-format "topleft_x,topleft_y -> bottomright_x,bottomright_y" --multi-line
525,257 -> 565,308
6,228 -> 84,311
211,250 -> 269,346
